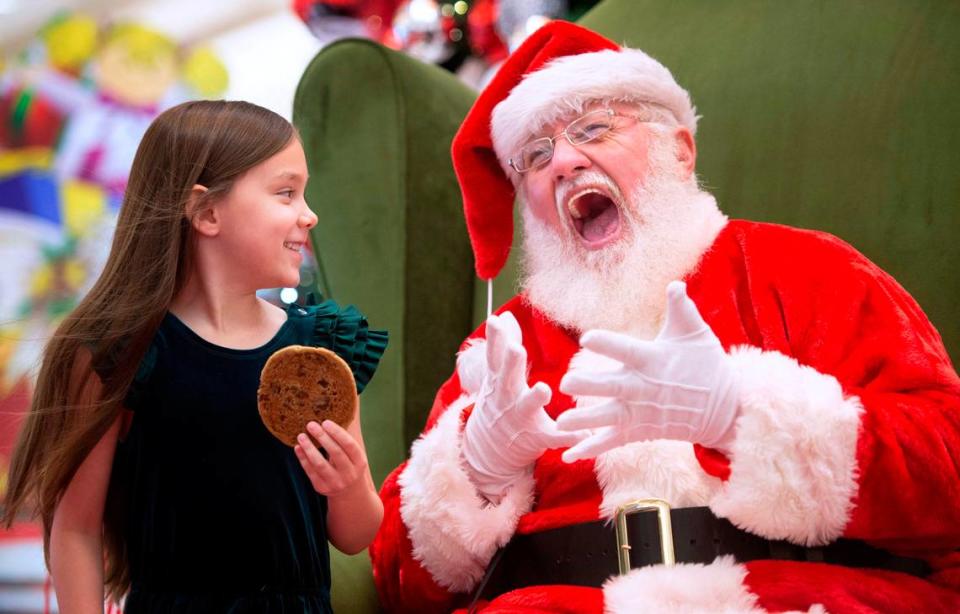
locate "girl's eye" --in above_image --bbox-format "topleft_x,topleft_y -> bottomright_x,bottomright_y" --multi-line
278,189 -> 295,199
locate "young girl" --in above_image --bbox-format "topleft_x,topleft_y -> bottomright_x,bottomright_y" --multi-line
3,100 -> 387,612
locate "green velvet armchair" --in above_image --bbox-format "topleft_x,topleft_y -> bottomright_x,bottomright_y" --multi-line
293,2 -> 958,610
292,38 -> 486,612
580,0 -> 960,367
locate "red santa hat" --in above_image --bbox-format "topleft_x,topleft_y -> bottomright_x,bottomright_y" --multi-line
452,21 -> 697,280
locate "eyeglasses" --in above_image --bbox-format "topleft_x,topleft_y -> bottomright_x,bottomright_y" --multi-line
508,108 -> 642,174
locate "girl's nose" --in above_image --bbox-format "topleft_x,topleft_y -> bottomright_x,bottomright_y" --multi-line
300,208 -> 318,229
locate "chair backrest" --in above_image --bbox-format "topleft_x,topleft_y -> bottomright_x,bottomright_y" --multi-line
293,38 -> 479,485
294,38 -> 485,614
580,0 -> 960,365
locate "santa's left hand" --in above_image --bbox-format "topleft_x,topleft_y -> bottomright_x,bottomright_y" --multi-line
557,281 -> 740,462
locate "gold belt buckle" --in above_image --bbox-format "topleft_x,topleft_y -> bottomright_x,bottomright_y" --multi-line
614,498 -> 676,575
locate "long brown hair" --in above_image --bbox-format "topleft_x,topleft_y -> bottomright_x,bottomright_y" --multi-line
3,100 -> 295,598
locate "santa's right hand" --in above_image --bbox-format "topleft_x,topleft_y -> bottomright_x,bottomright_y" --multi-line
461,312 -> 582,503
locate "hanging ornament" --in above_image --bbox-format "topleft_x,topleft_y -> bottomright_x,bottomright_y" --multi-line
496,0 -> 566,50
392,0 -> 453,65
0,86 -> 64,149
293,0 -> 404,45
466,0 -> 508,64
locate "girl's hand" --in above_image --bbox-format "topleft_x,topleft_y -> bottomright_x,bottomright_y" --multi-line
304,413 -> 382,554
294,420 -> 369,498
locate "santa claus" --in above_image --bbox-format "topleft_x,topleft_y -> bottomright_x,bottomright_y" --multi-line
370,21 -> 960,613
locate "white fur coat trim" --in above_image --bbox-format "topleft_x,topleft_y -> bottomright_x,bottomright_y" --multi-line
569,347 -> 724,518
596,438 -> 723,520
398,395 -> 536,592
456,338 -> 487,396
709,346 -> 862,546
603,556 -> 827,614
491,48 -> 697,173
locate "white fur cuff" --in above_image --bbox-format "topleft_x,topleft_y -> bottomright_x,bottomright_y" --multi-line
398,395 -> 536,592
710,347 -> 862,545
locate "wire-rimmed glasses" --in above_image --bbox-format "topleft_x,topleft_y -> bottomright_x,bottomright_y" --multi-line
508,108 -> 640,174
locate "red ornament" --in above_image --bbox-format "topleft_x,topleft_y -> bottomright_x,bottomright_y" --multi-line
0,87 -> 64,149
467,0 -> 508,63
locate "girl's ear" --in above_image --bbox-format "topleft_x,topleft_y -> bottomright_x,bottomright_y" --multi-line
186,184 -> 219,237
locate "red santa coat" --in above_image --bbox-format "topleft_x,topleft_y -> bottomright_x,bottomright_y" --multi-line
370,220 -> 960,613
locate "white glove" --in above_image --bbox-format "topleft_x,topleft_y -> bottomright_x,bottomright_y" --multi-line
557,281 -> 740,462
462,311 -> 583,502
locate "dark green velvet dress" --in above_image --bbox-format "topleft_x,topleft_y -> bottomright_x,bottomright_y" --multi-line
114,301 -> 387,613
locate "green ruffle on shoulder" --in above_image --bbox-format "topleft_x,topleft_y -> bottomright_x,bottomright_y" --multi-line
123,340 -> 158,411
308,300 -> 388,393
86,329 -> 161,411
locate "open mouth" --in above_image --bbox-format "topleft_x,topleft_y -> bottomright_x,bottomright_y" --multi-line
567,189 -> 622,247
283,241 -> 303,253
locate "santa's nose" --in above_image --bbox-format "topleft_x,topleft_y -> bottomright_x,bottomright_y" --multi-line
550,137 -> 592,181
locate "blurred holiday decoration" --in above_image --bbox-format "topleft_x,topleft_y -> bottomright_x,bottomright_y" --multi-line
39,12 -> 99,75
0,167 -> 118,394
496,0 -> 566,51
393,0 -> 456,66
293,0 -> 600,87
181,47 -> 231,98
293,0 -> 392,44
13,21 -> 229,196
466,0 -> 508,63
0,9 -> 327,611
0,84 -> 65,150
0,11 -> 231,509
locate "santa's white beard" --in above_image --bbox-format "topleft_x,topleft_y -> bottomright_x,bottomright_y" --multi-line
519,146 -> 727,337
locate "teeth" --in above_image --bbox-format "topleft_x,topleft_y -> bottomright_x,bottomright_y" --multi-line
566,189 -> 605,219
283,242 -> 301,251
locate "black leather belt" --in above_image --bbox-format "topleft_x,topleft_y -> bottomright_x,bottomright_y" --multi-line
474,505 -> 929,601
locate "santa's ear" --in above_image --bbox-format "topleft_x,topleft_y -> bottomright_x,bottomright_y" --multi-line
186,184 -> 219,237
672,126 -> 697,180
